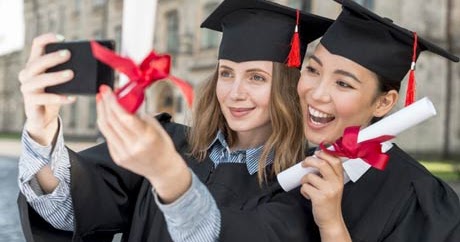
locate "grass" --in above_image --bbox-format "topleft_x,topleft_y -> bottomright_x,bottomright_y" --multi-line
420,161 -> 460,182
0,132 -> 21,140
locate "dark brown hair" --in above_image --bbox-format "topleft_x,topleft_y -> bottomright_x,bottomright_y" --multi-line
370,75 -> 401,124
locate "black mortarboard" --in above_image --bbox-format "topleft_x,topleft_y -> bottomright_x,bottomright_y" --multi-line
201,0 -> 333,68
321,0 -> 459,105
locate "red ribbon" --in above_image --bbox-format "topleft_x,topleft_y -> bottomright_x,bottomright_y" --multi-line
319,126 -> 395,170
90,41 -> 194,113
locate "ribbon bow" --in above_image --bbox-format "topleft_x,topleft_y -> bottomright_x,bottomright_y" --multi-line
90,41 -> 194,113
320,126 -> 395,170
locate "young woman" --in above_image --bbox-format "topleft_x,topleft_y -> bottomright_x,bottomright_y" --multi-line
17,0 -> 332,241
297,1 -> 460,241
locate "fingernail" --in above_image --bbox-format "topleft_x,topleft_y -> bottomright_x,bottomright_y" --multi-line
62,70 -> 72,78
67,96 -> 76,102
59,50 -> 70,57
56,34 -> 65,42
99,85 -> 110,95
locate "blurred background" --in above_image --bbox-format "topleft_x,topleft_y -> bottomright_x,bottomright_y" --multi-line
0,0 -> 459,241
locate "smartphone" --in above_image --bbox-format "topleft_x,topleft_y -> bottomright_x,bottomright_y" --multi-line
44,40 -> 115,94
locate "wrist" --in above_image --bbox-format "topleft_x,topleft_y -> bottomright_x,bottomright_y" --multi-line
26,118 -> 59,146
319,218 -> 352,242
147,154 -> 192,203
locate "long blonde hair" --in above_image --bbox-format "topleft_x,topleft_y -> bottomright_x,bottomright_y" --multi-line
188,62 -> 306,183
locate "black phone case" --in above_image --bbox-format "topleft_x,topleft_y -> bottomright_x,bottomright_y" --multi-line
44,40 -> 115,94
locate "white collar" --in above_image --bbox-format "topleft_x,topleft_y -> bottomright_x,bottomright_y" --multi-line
342,141 -> 393,183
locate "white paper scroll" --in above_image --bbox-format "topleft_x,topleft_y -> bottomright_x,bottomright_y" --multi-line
120,0 -> 157,86
277,97 -> 437,192
0,0 -> 24,56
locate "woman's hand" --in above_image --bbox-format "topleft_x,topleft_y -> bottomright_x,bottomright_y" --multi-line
96,85 -> 191,203
300,150 -> 351,242
18,33 -> 76,145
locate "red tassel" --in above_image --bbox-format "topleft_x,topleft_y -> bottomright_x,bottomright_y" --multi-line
287,10 -> 301,68
405,32 -> 418,106
405,68 -> 416,106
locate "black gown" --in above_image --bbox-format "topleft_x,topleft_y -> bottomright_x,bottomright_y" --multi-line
17,113 -> 319,242
309,145 -> 460,242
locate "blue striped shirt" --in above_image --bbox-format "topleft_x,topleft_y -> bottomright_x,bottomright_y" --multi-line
18,126 -> 272,241
208,131 -> 274,175
18,120 -> 74,231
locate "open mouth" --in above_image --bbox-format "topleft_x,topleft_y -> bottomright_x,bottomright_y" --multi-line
308,106 -> 335,125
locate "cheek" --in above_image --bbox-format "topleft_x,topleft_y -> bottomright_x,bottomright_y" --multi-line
215,81 -> 227,103
333,94 -> 375,124
253,85 -> 271,107
297,77 -> 307,96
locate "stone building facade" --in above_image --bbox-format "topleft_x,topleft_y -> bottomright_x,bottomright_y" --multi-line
0,0 -> 459,158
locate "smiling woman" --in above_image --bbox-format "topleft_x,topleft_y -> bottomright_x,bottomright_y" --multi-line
296,1 -> 460,241
17,0 -> 333,241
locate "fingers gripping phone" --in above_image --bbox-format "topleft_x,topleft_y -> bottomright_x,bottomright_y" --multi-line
44,40 -> 115,94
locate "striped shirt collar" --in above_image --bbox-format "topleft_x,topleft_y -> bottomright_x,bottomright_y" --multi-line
208,131 -> 274,175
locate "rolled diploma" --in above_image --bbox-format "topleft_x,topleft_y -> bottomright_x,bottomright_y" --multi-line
277,97 -> 437,192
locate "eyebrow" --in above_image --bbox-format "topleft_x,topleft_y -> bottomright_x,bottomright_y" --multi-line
246,68 -> 272,77
219,65 -> 272,77
309,55 -> 362,83
309,55 -> 323,66
334,69 -> 362,83
219,65 -> 233,70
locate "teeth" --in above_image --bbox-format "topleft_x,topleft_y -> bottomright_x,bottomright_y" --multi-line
308,106 -> 333,118
308,106 -> 335,125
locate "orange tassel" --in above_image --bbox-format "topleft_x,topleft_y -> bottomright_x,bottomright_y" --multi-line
287,10 -> 301,68
405,32 -> 418,107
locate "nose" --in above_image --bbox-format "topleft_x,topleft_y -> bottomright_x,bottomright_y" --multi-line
229,78 -> 247,100
310,78 -> 331,103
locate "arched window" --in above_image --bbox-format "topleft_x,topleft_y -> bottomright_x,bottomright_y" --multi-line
354,0 -> 374,9
201,2 -> 220,49
156,84 -> 175,116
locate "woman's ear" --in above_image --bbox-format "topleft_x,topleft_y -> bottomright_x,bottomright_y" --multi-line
373,90 -> 399,117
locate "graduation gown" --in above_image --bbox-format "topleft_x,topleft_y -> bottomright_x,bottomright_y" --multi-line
18,113 -> 319,242
333,145 -> 460,242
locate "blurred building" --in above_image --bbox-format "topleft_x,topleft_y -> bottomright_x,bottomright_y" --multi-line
0,0 -> 459,158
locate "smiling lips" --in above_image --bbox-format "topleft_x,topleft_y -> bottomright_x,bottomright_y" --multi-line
229,107 -> 255,118
308,106 -> 335,125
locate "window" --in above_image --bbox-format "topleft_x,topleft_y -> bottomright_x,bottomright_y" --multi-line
166,10 -> 179,54
287,0 -> 301,9
93,30 -> 103,39
288,0 -> 311,12
88,98 -> 97,129
354,0 -> 374,9
58,5 -> 66,34
156,85 -> 175,116
48,11 -> 57,32
74,0 -> 82,14
200,3 -> 220,49
114,25 -> 122,52
92,0 -> 106,8
69,103 -> 78,128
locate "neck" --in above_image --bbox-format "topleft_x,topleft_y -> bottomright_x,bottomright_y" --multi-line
231,125 -> 272,151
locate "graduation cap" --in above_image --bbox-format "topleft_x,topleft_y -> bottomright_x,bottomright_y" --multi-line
201,0 -> 333,68
321,0 -> 459,106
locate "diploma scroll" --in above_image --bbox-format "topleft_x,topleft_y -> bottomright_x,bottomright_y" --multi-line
277,97 -> 437,192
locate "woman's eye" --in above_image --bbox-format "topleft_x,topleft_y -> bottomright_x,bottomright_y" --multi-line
336,80 -> 354,89
219,70 -> 233,78
250,74 -> 266,82
305,66 -> 319,75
